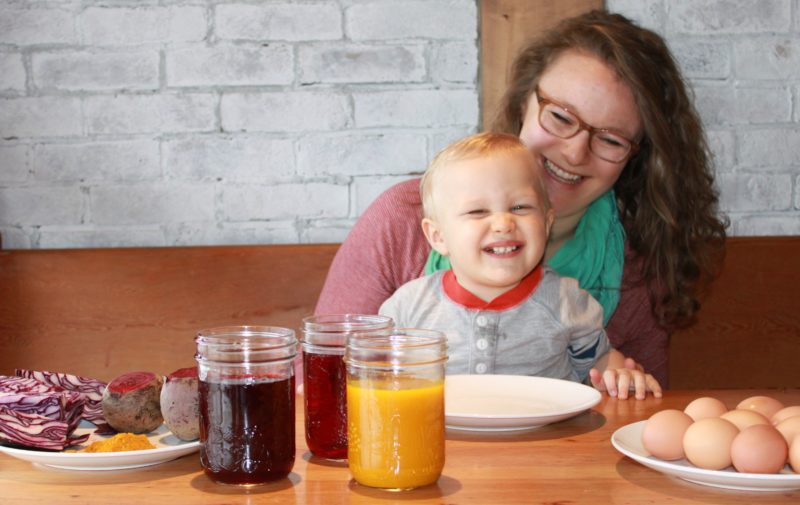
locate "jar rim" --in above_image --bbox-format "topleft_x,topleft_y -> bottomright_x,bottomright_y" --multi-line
302,314 -> 393,332
344,328 -> 447,369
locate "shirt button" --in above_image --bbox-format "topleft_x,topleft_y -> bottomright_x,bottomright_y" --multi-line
476,338 -> 488,351
475,363 -> 487,374
476,315 -> 487,327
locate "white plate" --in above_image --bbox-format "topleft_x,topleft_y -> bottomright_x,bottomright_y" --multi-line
444,374 -> 601,432
0,422 -> 200,471
611,421 -> 800,492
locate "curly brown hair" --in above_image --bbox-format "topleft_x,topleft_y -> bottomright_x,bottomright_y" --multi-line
493,10 -> 728,328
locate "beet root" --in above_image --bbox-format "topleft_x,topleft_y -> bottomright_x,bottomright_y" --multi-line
159,366 -> 199,441
102,371 -> 164,434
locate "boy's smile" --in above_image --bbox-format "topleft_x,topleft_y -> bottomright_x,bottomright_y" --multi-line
422,151 -> 554,302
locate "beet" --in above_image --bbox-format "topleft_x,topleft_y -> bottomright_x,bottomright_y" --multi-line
101,371 -> 164,434
160,366 -> 199,441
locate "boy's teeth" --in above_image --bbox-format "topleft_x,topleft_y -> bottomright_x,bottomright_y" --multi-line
544,159 -> 582,183
489,246 -> 518,254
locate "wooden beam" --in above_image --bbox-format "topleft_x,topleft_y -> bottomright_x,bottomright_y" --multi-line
479,0 -> 603,129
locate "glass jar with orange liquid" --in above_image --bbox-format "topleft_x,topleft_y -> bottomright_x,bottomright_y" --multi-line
344,329 -> 448,490
301,314 -> 393,460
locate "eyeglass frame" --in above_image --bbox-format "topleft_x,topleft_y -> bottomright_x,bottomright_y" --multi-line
534,87 -> 640,163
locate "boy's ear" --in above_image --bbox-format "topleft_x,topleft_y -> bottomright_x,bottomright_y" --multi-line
544,208 -> 555,237
421,217 -> 449,256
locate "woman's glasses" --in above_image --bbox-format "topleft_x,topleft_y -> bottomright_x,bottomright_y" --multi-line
536,89 -> 639,163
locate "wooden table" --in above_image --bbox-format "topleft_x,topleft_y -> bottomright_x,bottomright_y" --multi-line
1,389 -> 798,504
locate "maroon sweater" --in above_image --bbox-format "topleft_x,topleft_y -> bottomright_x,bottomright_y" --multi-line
314,179 -> 670,387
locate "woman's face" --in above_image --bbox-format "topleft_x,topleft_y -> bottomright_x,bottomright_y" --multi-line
518,50 -> 643,223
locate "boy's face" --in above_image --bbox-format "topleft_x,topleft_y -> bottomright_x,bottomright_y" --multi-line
422,152 -> 555,302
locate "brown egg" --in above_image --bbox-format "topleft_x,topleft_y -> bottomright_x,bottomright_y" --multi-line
772,406 -> 800,425
790,436 -> 800,473
776,416 -> 800,446
642,409 -> 694,460
683,417 -> 739,470
730,424 -> 788,474
684,396 -> 728,421
720,409 -> 770,431
737,395 -> 784,420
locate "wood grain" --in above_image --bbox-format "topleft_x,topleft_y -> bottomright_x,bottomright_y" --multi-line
0,389 -> 798,504
669,236 -> 800,389
0,244 -> 338,382
479,0 -> 602,129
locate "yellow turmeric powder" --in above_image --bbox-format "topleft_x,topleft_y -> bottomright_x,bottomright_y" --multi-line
77,433 -> 156,452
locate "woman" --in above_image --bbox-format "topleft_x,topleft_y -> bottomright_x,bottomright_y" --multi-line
314,10 -> 727,387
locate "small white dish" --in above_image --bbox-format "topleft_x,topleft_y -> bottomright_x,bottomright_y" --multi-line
0,422 -> 200,471
444,374 -> 601,432
611,420 -> 800,492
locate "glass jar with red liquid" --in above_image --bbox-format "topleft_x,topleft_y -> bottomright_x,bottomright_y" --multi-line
195,326 -> 297,485
301,314 -> 393,460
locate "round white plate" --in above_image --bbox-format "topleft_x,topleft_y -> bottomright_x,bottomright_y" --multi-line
444,374 -> 601,432
0,422 -> 200,471
611,421 -> 800,492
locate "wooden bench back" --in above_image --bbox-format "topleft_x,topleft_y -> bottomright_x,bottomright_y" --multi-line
669,236 -> 800,389
0,244 -> 338,382
1,237 -> 798,387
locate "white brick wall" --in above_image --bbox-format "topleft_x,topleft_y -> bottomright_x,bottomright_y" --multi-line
0,0 -> 478,248
608,0 -> 800,236
1,0 -> 797,249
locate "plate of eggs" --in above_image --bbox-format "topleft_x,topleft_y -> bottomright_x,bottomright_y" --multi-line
611,395 -> 800,491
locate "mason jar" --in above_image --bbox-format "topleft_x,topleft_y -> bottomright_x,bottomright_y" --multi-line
344,328 -> 448,490
195,325 -> 297,485
301,314 -> 393,460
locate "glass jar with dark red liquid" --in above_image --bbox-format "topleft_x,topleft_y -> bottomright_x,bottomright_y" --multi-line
196,326 -> 297,485
301,314 -> 392,460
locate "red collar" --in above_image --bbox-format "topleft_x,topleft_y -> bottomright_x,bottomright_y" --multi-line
442,265 -> 543,310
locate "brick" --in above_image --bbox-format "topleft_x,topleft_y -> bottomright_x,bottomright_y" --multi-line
670,40 -> 731,79
737,127 -> 800,167
0,96 -> 82,138
0,144 -> 29,182
352,175 -> 416,216
166,44 -> 293,87
669,0 -> 790,34
734,37 -> 800,79
33,50 -> 159,91
706,129 -> 736,172
164,136 -> 295,182
91,183 -> 215,225
302,219 -> 355,243
216,3 -> 341,41
38,226 -> 166,248
0,186 -> 83,226
717,173 -> 793,212
221,182 -> 348,221
431,41 -> 478,83
0,52 -> 26,91
0,7 -> 77,45
429,127 -> 477,158
0,226 -> 31,249
166,221 -> 299,246
299,44 -> 425,84
731,213 -> 800,235
297,133 -> 426,177
693,84 -> 791,126
354,89 -> 478,128
347,0 -> 477,40
85,93 -> 217,134
222,92 -> 350,132
81,6 -> 206,45
606,0 -> 666,31
33,140 -> 160,183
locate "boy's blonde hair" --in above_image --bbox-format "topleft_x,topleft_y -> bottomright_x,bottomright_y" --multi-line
420,132 -> 549,219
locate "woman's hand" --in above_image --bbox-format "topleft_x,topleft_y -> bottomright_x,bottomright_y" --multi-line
589,357 -> 662,400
